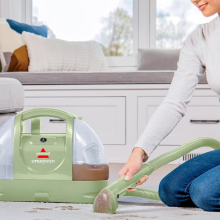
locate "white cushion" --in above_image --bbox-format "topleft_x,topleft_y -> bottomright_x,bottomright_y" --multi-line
22,31 -> 108,72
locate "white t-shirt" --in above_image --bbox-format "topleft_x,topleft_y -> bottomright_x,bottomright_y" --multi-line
135,15 -> 220,158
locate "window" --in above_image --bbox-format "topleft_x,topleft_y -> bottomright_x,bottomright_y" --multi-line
156,0 -> 217,48
23,0 -> 219,66
32,0 -> 134,62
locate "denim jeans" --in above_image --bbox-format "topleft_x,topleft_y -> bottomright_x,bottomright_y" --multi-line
158,148 -> 220,211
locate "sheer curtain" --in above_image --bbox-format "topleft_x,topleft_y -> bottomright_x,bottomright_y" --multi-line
0,0 -> 26,22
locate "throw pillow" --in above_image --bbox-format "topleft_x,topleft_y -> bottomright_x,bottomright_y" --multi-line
137,48 -> 180,70
22,31 -> 108,72
0,18 -> 47,72
8,45 -> 29,72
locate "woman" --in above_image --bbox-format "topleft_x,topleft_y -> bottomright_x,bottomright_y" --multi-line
119,0 -> 220,211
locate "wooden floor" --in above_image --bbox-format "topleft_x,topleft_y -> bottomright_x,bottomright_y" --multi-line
109,163 -> 179,191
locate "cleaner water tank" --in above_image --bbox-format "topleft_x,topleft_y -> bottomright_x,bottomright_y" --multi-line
72,118 -> 109,181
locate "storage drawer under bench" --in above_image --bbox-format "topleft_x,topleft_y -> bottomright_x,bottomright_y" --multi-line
138,96 -> 220,146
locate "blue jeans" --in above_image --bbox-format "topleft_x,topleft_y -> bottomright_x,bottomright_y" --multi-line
158,148 -> 220,211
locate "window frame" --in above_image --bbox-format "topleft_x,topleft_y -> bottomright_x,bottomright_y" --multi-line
25,0 -> 157,68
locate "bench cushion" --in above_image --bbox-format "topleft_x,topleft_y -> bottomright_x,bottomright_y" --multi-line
0,71 -> 208,85
0,78 -> 24,113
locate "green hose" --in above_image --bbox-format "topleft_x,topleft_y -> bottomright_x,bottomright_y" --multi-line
93,137 -> 220,213
125,137 -> 220,201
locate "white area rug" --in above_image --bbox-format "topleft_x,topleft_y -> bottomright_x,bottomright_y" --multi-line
1,199 -> 220,220
2,164 -> 220,219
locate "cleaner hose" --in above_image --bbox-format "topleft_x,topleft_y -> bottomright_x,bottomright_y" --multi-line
93,137 -> 220,213
124,137 -> 220,200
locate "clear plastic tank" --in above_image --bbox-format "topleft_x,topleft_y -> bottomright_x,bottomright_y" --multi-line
0,116 -> 15,180
72,118 -> 109,181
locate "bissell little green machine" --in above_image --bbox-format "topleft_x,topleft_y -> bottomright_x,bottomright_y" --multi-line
2,108 -> 220,214
0,108 -> 109,203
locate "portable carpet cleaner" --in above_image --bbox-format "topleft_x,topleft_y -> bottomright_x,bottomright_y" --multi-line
0,108 -> 109,203
1,108 -> 220,214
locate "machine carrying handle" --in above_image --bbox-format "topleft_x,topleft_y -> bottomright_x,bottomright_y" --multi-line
21,108 -> 82,122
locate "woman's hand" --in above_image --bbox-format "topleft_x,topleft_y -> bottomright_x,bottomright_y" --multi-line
118,147 -> 149,191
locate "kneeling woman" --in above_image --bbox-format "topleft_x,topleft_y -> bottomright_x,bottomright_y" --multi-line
119,0 -> 220,212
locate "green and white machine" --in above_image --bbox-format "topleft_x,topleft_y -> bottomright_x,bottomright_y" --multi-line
4,107 -> 220,214
0,108 -> 109,203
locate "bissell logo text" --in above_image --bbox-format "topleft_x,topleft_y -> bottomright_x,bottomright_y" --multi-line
31,148 -> 55,164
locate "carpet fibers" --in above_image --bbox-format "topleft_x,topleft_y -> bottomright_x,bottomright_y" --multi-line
1,164 -> 220,219
0,200 -> 219,220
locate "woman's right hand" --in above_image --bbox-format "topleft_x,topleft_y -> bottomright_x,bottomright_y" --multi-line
118,147 -> 149,191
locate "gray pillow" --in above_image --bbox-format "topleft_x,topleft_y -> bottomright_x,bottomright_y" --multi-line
137,49 -> 180,70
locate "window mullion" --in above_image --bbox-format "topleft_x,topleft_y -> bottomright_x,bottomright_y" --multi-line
25,0 -> 32,24
138,0 -> 150,49
133,0 -> 139,56
149,0 -> 156,48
